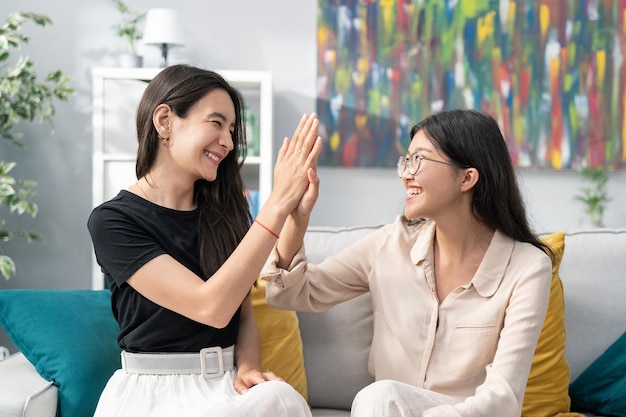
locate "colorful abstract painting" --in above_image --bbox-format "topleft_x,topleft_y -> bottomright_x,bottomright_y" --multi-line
316,0 -> 626,170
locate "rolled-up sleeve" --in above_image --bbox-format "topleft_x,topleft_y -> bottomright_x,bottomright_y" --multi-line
260,225 -> 394,313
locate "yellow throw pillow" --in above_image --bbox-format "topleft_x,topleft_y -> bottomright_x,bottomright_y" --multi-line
251,278 -> 308,401
522,233 -> 584,417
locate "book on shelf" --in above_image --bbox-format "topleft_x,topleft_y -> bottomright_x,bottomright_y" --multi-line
245,189 -> 260,219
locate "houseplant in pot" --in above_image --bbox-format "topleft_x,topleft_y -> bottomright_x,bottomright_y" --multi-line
0,11 -> 73,279
574,167 -> 611,227
111,0 -> 145,67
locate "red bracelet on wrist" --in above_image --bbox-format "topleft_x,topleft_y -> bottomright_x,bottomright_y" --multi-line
254,220 -> 279,239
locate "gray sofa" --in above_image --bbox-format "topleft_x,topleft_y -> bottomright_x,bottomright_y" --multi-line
1,226 -> 625,417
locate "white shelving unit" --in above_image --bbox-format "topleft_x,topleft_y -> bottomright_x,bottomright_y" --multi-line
91,67 -> 273,289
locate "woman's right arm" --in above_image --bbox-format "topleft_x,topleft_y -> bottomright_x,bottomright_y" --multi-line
273,115 -> 321,269
124,114 -> 323,328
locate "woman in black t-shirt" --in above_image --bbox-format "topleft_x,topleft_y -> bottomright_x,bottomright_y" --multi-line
88,64 -> 321,417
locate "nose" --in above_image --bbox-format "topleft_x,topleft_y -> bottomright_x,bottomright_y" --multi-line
219,130 -> 234,152
398,163 -> 414,179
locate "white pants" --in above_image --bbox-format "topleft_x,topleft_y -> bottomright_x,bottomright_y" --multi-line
351,380 -> 461,417
94,369 -> 312,417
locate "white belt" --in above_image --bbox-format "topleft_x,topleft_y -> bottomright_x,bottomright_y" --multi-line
121,345 -> 235,378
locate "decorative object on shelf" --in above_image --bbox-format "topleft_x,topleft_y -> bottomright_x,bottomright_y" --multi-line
0,12 -> 74,280
142,8 -> 184,67
574,167 -> 611,227
110,0 -> 145,68
244,105 -> 259,157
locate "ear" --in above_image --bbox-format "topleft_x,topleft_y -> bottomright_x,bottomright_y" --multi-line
153,104 -> 172,140
459,167 -> 479,192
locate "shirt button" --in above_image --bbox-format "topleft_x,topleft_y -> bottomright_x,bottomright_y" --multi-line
424,261 -> 430,266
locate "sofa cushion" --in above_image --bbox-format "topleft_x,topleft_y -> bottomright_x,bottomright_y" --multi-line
0,289 -> 120,417
559,229 -> 626,382
523,232 -> 583,416
0,287 -> 309,416
569,331 -> 626,417
0,352 -> 58,417
251,278 -> 308,400
299,226 -> 380,410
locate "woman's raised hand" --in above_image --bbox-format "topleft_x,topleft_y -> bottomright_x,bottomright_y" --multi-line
269,113 -> 322,216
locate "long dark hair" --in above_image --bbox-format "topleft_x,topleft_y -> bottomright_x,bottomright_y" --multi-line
409,109 -> 554,261
135,64 -> 252,278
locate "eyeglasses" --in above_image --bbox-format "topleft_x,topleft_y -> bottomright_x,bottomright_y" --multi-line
397,152 -> 458,177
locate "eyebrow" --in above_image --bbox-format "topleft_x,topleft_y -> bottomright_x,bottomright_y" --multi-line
406,146 -> 433,155
206,111 -> 228,121
206,111 -> 236,130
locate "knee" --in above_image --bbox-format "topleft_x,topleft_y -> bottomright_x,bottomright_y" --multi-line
262,379 -> 301,397
352,380 -> 402,414
251,380 -> 308,407
355,379 -> 399,401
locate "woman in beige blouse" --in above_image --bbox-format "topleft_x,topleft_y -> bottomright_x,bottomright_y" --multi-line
261,109 -> 555,417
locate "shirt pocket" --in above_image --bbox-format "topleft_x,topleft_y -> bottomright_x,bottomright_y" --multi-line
445,324 -> 499,380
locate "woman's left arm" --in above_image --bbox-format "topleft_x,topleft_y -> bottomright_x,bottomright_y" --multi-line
232,293 -> 282,394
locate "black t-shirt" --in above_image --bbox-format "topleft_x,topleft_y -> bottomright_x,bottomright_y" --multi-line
87,190 -> 240,352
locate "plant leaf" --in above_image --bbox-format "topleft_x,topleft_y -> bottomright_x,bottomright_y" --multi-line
0,255 -> 16,280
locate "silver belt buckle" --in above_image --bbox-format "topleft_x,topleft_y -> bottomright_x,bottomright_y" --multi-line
200,346 -> 224,378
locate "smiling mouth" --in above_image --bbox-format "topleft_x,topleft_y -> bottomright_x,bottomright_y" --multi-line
204,150 -> 221,162
407,187 -> 422,196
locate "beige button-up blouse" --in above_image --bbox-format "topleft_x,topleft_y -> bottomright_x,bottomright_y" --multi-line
262,217 -> 552,417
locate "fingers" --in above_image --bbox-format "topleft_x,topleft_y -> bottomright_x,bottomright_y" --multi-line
262,370 -> 283,381
305,135 -> 323,167
274,112 -> 318,166
233,379 -> 249,395
293,167 -> 320,218
288,114 -> 309,154
268,114 -> 323,216
289,113 -> 319,158
233,369 -> 283,394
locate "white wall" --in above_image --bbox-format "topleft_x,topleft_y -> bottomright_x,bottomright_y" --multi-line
1,0 -> 625,280
311,167 -> 626,231
1,0 -> 625,349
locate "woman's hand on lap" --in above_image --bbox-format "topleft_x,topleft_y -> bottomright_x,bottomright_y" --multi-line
233,369 -> 283,394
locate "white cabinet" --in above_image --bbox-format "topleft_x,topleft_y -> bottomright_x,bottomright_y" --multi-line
91,67 -> 273,289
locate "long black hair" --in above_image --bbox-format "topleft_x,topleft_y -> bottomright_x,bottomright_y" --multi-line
409,109 -> 554,261
135,64 -> 252,278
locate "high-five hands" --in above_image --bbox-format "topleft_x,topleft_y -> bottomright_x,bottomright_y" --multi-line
270,113 -> 322,216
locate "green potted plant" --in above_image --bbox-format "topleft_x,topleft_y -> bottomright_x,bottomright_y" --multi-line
574,167 -> 612,227
0,12 -> 73,280
111,0 -> 146,67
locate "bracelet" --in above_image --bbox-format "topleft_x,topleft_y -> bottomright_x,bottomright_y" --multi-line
254,219 -> 279,239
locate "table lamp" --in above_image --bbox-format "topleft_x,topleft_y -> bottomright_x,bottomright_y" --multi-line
142,8 -> 185,67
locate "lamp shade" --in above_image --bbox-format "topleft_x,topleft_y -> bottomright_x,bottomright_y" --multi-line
142,8 -> 185,46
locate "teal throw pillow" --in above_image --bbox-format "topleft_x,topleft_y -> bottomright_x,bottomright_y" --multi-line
569,331 -> 626,417
0,289 -> 121,417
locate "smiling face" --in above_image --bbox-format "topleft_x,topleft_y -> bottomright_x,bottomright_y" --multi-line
401,129 -> 466,220
163,88 -> 236,183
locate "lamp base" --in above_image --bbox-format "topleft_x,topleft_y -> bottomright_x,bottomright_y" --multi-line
157,43 -> 171,68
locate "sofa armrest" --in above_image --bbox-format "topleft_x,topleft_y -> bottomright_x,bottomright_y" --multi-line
0,352 -> 58,417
